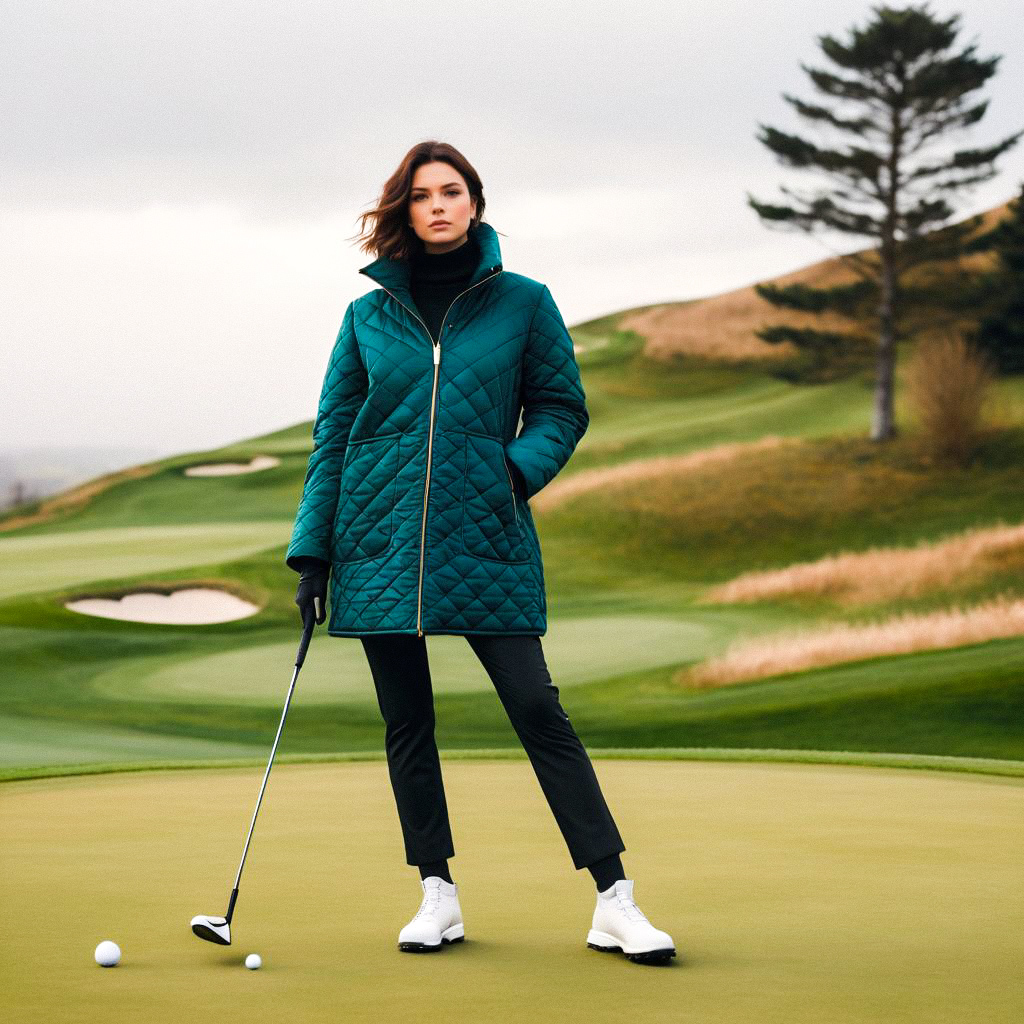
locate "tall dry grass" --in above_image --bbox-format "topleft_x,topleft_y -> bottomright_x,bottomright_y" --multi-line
679,593 -> 1024,688
701,519 -> 1024,607
617,200 -> 1013,366
529,436 -> 790,513
904,331 -> 998,466
615,254 -> 859,364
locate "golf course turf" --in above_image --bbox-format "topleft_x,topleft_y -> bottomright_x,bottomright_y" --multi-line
3,316 -> 1023,1021
2,757 -> 1021,1023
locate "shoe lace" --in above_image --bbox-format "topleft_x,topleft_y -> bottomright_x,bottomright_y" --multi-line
413,887 -> 442,920
616,893 -> 649,923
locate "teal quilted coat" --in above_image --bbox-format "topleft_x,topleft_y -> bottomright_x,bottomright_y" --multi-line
285,220 -> 589,637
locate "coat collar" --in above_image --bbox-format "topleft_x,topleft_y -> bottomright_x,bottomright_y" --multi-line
358,220 -> 503,301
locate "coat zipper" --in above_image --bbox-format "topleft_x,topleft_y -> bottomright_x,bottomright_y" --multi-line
378,268 -> 502,636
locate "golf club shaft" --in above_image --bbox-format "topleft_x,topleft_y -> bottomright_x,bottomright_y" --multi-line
225,618 -> 313,922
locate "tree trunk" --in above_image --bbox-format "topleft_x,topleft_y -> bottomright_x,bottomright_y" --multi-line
872,246 -> 898,441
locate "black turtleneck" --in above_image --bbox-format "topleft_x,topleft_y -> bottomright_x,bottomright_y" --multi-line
409,233 -> 480,343
408,229 -> 529,500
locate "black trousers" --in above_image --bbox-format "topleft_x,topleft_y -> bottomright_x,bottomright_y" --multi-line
359,633 -> 626,871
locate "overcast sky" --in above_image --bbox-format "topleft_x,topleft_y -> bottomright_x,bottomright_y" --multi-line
3,0 -> 1022,457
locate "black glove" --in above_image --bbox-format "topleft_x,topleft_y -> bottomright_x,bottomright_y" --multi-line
293,557 -> 329,626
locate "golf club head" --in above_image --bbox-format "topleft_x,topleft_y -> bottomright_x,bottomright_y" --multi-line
191,914 -> 232,945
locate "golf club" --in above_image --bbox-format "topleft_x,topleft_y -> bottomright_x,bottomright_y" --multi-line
190,600 -> 319,945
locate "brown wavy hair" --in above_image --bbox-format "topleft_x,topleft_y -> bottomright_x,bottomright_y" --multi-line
351,140 -> 488,261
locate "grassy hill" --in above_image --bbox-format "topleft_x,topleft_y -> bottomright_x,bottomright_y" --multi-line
2,200 -> 1023,782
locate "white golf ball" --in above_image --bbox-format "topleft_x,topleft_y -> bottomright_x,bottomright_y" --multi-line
94,940 -> 121,967
244,953 -> 262,970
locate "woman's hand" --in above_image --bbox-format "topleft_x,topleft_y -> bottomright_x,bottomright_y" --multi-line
293,557 -> 329,626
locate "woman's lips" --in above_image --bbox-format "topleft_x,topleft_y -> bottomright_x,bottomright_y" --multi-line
430,222 -> 450,228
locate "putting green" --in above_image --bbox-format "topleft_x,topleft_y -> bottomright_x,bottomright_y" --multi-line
90,616 -> 728,705
2,759 -> 1021,1023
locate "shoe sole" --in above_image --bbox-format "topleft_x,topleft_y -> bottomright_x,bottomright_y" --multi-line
586,928 -> 676,965
398,924 -> 465,952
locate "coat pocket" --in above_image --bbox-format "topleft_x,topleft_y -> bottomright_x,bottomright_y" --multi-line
461,433 -> 529,563
332,434 -> 401,564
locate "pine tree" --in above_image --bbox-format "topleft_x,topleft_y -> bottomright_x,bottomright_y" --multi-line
747,3 -> 1022,439
968,183 -> 1024,374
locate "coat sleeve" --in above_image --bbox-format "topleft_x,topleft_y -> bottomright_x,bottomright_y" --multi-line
503,284 -> 590,501
285,302 -> 367,572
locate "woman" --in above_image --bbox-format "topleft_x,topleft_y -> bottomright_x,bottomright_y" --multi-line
286,141 -> 675,965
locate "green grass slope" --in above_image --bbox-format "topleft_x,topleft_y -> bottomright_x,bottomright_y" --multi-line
1,325 -> 1023,779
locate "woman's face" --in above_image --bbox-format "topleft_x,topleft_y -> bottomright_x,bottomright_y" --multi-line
408,162 -> 477,254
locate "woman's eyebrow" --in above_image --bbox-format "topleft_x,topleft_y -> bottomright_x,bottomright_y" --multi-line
411,182 -> 461,192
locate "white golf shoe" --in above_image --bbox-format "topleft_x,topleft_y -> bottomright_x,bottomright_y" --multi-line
398,876 -> 465,952
586,879 -> 677,964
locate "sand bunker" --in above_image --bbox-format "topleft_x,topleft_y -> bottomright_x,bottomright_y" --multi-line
65,588 -> 262,624
184,455 -> 280,476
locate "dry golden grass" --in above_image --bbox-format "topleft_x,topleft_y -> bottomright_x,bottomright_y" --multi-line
619,201 -> 1013,364
0,463 -> 160,532
905,332 -> 998,466
701,519 -> 1024,608
679,593 -> 1024,688
529,435 -> 790,514
618,258 -> 837,363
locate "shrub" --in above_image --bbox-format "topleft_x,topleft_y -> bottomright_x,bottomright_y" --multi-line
905,332 -> 997,466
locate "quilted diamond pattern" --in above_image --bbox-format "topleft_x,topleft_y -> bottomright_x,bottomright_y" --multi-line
284,300 -> 368,572
285,221 -> 587,637
462,432 -> 530,562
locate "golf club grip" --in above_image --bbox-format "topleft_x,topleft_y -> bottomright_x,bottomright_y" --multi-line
295,613 -> 315,667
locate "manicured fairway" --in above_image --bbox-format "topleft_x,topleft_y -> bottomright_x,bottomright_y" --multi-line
2,759 -> 1021,1024
90,614 -> 749,706
0,522 -> 293,600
